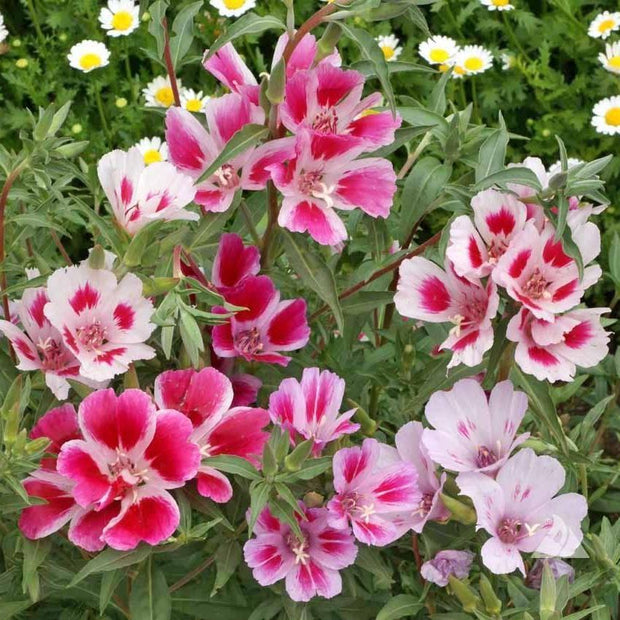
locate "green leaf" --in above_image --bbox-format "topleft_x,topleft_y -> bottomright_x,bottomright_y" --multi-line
248,481 -> 272,534
179,308 -> 205,367
33,105 -> 56,142
351,60 -> 434,77
475,114 -> 508,183
376,594 -> 423,620
211,540 -> 242,596
169,1 -> 203,69
473,166 -> 542,192
203,455 -> 261,480
129,562 -> 171,620
147,0 -> 169,57
429,67 -> 453,114
0,601 -> 33,618
48,100 -> 72,137
21,538 -> 50,602
282,456 -> 332,481
610,233 -> 620,286
69,546 -> 153,587
99,570 -> 123,616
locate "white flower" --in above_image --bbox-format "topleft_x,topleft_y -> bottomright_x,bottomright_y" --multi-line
501,52 -> 514,70
135,137 -> 169,165
598,41 -> 620,75
451,45 -> 493,77
67,40 -> 111,73
376,34 -> 402,62
591,96 -> 620,135
0,12 -> 8,44
588,11 -> 620,40
209,0 -> 256,18
99,0 -> 140,37
180,88 -> 210,113
418,35 -> 459,66
548,158 -> 583,176
142,76 -> 181,108
480,0 -> 514,10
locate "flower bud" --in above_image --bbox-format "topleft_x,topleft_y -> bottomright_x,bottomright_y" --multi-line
284,439 -> 313,472
316,23 -> 341,63
266,58 -> 286,105
448,576 -> 480,613
115,97 -> 128,108
303,491 -> 324,508
440,493 -> 477,525
479,574 -> 502,615
88,245 -> 106,269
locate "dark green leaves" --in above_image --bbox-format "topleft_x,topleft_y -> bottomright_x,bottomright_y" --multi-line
376,595 -> 423,620
69,546 -> 153,587
475,114 -> 509,183
169,1 -> 203,69
129,561 -> 171,620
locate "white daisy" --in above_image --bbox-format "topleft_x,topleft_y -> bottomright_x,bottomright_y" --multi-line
501,52 -> 514,70
0,12 -> 8,44
587,11 -> 620,40
209,0 -> 256,18
142,76 -> 181,108
548,158 -> 583,177
591,96 -> 620,135
598,41 -> 620,75
180,88 -> 210,113
452,45 -> 493,77
99,0 -> 140,37
135,137 -> 169,165
418,35 -> 459,66
376,34 -> 402,62
67,40 -> 111,73
480,0 -> 514,10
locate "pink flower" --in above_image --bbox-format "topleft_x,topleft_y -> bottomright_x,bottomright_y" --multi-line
527,558 -> 575,589
154,367 -> 269,503
507,307 -> 610,382
269,368 -> 359,455
327,438 -> 420,546
446,189 -> 528,280
56,389 -> 200,550
394,421 -> 449,532
211,349 -> 262,407
211,232 -> 260,293
421,379 -> 529,474
244,504 -> 357,602
97,147 -> 198,235
212,275 -> 310,366
270,130 -> 397,246
30,404 -> 80,471
457,448 -> 587,575
420,550 -> 475,587
492,222 -> 602,321
394,257 -> 499,368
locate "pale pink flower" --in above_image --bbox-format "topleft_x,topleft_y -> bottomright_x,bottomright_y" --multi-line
327,438 -> 420,546
420,550 -> 475,587
457,448 -> 587,575
422,379 -> 529,474
527,558 -> 575,589
97,147 -> 198,235
154,367 -> 269,503
43,263 -> 156,382
394,257 -> 499,368
269,368 -> 359,455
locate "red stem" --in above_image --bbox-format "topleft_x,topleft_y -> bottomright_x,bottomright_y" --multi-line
162,17 -> 181,107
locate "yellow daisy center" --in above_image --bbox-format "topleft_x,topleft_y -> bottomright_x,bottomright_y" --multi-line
492,0 -> 510,6
155,86 -> 174,107
143,149 -> 163,164
464,57 -> 484,71
111,10 -> 134,31
381,45 -> 395,60
185,98 -> 203,112
438,63 -> 450,72
604,107 -> 620,126
608,55 -> 620,69
430,48 -> 450,63
223,0 -> 246,9
454,65 -> 466,75
79,53 -> 102,70
598,19 -> 616,33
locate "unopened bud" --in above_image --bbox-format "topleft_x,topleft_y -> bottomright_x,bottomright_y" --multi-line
448,576 -> 480,613
25,437 -> 51,455
266,58 -> 286,105
440,493 -> 477,525
316,23 -> 341,63
479,574 -> 502,615
303,491 -> 324,508
284,440 -> 313,472
88,245 -> 106,269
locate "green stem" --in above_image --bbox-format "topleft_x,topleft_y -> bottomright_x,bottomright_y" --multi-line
239,200 -> 262,247
94,83 -> 112,141
502,12 -> 532,62
397,130 -> 433,180
458,81 -> 467,110
470,78 -> 481,123
26,0 -> 45,44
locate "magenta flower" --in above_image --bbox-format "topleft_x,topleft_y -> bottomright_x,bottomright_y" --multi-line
154,367 -> 269,503
420,550 -> 475,587
244,504 -> 357,602
269,368 -> 359,455
211,232 -> 260,293
327,438 -> 420,546
97,147 -> 198,235
457,448 -> 588,575
270,130 -> 397,246
43,263 -> 155,382
30,404 -> 80,471
212,275 -> 310,366
394,257 -> 499,368
211,349 -> 262,407
394,421 -> 449,532
421,379 -> 529,474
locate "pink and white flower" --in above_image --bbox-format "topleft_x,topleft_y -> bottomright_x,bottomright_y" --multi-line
212,275 -> 310,366
457,448 -> 587,575
421,379 -> 529,474
30,404 -> 80,471
154,367 -> 269,503
269,368 -> 359,455
395,257 -> 499,368
327,438 -> 420,546
244,504 -> 357,602
43,263 -> 156,382
97,147 -> 198,235
211,232 -> 260,293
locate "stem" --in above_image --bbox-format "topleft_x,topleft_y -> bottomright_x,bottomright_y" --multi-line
470,78 -> 481,123
502,12 -> 532,62
239,200 -> 262,246
94,83 -> 112,141
26,0 -> 45,44
397,131 -> 433,180
163,17 -> 182,107
458,81 -> 467,110
168,556 -> 214,593
50,230 -> 73,265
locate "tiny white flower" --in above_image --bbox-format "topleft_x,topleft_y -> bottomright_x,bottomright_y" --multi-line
180,88 -> 210,113
501,52 -> 514,70
548,158 -> 583,177
142,76 -> 181,108
99,0 -> 140,37
0,12 -> 8,44
135,137 -> 169,165
451,45 -> 493,77
376,34 -> 402,62
209,0 -> 256,18
598,40 -> 620,75
587,11 -> 620,40
418,35 -> 459,66
67,40 -> 111,73
480,0 -> 514,11
591,96 -> 620,135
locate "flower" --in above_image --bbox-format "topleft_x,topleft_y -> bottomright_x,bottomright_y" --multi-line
457,448 -> 588,575
548,158 -> 583,176
67,40 -> 111,73
526,558 -> 575,589
43,262 -> 156,382
142,76 -> 180,108
421,550 -> 475,587
421,379 -> 529,474
418,35 -> 459,66
269,368 -> 359,455
0,12 -> 8,43
154,367 -> 269,502
587,11 -> 620,40
394,421 -> 449,532
501,52 -> 514,70
180,87 -> 210,113
30,404 -> 80,471
507,308 -> 610,382
598,41 -> 620,75
452,45 -> 493,76
480,0 -> 514,11
135,137 -> 168,164
327,438 -> 420,546
115,97 -> 128,108
244,504 -> 357,602
211,275 -> 310,366
591,96 -> 620,136
97,147 -> 198,234
209,0 -> 256,18
99,0 -> 139,37
394,257 -> 499,368
376,34 -> 402,62
212,232 -> 261,293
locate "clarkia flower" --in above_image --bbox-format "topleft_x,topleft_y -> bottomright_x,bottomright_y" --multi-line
211,232 -> 260,293
30,404 -> 80,471
421,550 -> 475,587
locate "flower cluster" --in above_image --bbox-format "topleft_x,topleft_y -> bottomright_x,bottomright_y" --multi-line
419,35 -> 493,78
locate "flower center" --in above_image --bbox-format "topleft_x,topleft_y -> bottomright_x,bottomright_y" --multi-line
340,492 -> 376,523
143,149 -> 162,165
381,45 -> 395,60
234,327 -> 263,355
298,170 -> 335,208
492,0 -> 509,6
475,445 -> 498,468
416,493 -> 434,517
76,322 -> 107,351
155,86 -> 174,107
286,532 -> 310,565
488,238 -> 509,261
108,450 -> 147,500
79,53 -> 102,70
37,338 -> 68,371
604,107 -> 620,126
598,19 -> 616,33
223,0 -> 246,8
608,56 -> 620,69
464,57 -> 484,71
522,268 -> 551,300
111,10 -> 134,31
454,65 -> 466,75
430,48 -> 450,63
213,164 -> 240,189
186,98 -> 203,112
498,517 -> 522,544
313,108 -> 339,133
